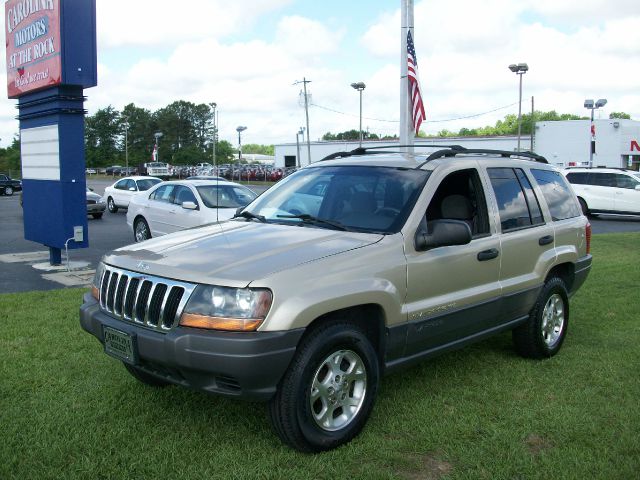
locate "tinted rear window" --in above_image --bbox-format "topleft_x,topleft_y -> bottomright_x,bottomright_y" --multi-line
531,169 -> 581,221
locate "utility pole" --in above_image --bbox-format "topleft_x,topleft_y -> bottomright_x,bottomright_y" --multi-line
122,118 -> 129,172
294,78 -> 312,163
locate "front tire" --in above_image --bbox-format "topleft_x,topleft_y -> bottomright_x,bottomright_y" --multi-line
92,213 -> 103,219
513,277 -> 569,359
134,217 -> 151,242
107,197 -> 118,213
268,322 -> 379,452
5,186 -> 13,196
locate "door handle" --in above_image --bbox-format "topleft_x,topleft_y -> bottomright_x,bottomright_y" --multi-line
538,235 -> 554,246
477,248 -> 499,261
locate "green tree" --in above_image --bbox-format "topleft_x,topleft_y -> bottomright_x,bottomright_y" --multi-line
243,144 -> 275,156
85,106 -> 121,167
121,103 -> 156,167
609,112 -> 631,119
215,140 -> 235,163
0,136 -> 21,175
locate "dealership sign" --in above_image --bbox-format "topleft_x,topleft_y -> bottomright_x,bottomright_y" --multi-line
5,0 -> 62,98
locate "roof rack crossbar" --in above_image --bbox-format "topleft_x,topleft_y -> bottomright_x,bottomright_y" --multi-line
417,148 -> 548,167
319,144 -> 466,161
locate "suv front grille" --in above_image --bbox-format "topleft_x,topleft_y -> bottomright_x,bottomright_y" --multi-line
98,266 -> 196,332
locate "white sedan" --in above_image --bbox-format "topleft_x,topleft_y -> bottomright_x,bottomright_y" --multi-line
104,176 -> 162,213
126,179 -> 258,242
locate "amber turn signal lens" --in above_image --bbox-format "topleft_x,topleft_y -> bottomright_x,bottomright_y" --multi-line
179,313 -> 263,332
91,285 -> 100,301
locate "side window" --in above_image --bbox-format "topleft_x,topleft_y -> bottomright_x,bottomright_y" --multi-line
531,169 -> 581,221
150,185 -> 175,203
114,180 -> 127,190
173,186 -> 198,205
565,172 -> 589,184
591,173 -> 616,187
488,168 -> 537,232
614,174 -> 639,190
425,168 -> 490,238
515,169 -> 544,225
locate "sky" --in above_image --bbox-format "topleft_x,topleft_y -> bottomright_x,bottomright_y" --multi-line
1,0 -> 639,149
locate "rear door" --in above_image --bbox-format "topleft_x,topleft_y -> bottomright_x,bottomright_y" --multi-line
584,172 -> 617,211
486,167 -> 556,322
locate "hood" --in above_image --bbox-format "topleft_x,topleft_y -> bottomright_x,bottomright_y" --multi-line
103,221 -> 383,287
86,191 -> 102,201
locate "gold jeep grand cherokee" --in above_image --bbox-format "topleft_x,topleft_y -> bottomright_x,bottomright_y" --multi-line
80,146 -> 592,452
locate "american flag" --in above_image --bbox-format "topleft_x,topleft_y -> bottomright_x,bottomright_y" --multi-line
407,31 -> 425,135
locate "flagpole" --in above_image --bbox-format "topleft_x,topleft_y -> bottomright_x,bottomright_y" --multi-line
400,0 -> 414,153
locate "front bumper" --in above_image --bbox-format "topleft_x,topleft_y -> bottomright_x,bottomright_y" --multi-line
80,293 -> 303,401
87,203 -> 106,214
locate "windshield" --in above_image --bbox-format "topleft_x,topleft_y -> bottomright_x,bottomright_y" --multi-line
137,178 -> 162,191
241,165 -> 430,233
196,185 -> 258,208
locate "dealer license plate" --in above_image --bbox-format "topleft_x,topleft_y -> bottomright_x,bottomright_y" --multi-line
103,327 -> 136,364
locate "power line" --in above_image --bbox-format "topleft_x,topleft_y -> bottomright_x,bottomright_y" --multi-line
310,101 -> 519,124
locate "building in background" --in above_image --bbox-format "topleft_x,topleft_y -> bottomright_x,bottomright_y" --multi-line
274,120 -> 640,171
534,119 -> 640,170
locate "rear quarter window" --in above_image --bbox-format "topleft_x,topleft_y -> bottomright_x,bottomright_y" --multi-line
531,169 -> 581,221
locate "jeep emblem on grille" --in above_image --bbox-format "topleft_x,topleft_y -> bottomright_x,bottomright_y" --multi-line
137,261 -> 150,271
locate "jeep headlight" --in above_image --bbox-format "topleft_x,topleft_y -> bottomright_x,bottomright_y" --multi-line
180,285 -> 272,331
91,262 -> 105,301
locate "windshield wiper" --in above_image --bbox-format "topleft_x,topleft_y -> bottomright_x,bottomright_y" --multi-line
233,210 -> 266,223
276,213 -> 348,231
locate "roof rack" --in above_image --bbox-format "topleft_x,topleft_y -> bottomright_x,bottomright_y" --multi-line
319,144 -> 465,161
318,144 -> 548,167
416,148 -> 548,168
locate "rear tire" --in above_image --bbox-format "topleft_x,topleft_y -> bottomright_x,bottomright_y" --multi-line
134,217 -> 151,242
123,363 -> 171,387
268,322 -> 379,452
107,197 -> 118,213
513,277 -> 569,359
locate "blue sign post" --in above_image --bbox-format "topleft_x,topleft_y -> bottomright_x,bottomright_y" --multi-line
6,0 -> 97,265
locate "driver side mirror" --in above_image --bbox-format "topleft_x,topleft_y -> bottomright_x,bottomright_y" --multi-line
415,219 -> 472,251
182,201 -> 198,210
635,185 -> 640,191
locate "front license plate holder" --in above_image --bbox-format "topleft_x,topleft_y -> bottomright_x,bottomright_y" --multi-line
103,326 -> 138,365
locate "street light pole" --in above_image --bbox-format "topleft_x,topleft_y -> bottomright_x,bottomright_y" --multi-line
210,102 -> 217,171
154,131 -> 163,162
123,119 -> 129,172
508,63 -> 528,152
350,82 -> 366,147
584,98 -> 607,168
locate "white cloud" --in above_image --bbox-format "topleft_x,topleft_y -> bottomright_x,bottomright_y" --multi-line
96,0 -> 293,47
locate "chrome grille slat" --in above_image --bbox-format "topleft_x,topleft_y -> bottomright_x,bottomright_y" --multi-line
97,266 -> 196,333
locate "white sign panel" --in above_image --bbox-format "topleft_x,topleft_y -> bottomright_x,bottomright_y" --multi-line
21,124 -> 60,180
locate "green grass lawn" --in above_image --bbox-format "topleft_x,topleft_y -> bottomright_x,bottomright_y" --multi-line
1,233 -> 639,479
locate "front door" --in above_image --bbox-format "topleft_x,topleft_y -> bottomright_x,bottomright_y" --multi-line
404,167 -> 502,355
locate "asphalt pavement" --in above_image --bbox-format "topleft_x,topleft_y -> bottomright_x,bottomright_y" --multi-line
1,179 -> 638,294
